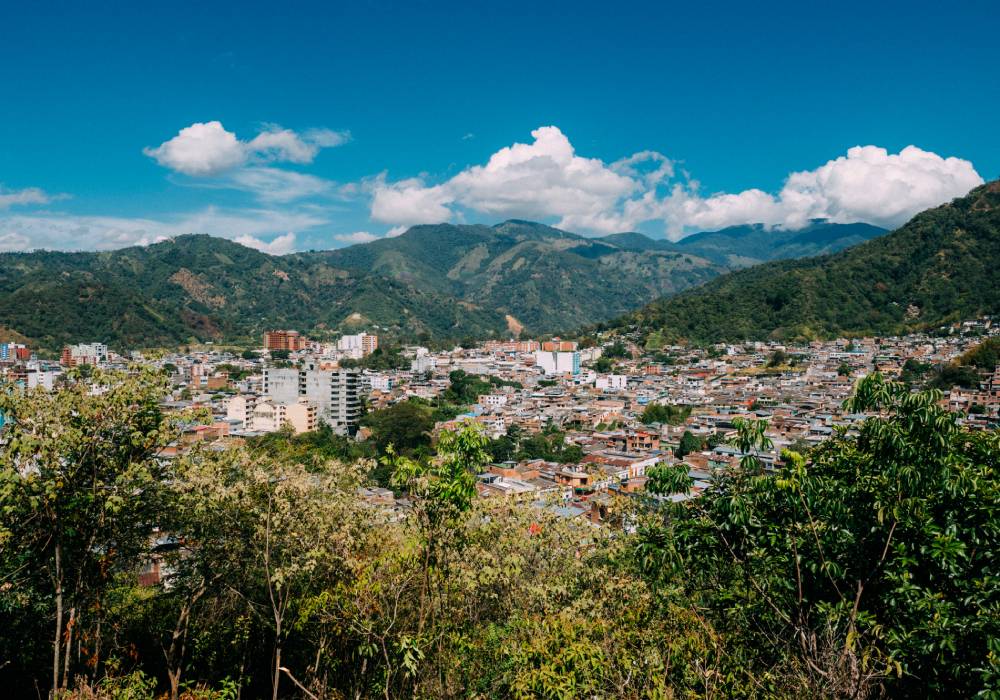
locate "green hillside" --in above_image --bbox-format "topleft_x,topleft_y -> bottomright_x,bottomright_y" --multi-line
602,181 -> 1000,344
0,236 -> 508,351
600,220 -> 886,267
0,215 -> 896,351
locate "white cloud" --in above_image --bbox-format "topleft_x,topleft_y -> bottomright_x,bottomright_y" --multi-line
144,121 -> 246,176
386,225 -> 408,238
0,207 -> 328,252
334,231 -> 379,245
228,167 -> 333,203
234,231 -> 297,255
369,126 -> 655,232
370,177 -> 453,225
368,127 -> 984,237
777,145 -> 983,229
656,145 -> 985,236
0,185 -> 65,210
144,121 -> 349,177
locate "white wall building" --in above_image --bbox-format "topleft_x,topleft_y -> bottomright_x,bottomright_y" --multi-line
299,361 -> 362,434
68,343 -> 109,364
26,370 -> 60,391
534,350 -> 581,376
478,393 -> 508,408
263,368 -> 300,403
226,394 -> 259,430
596,375 -> 628,391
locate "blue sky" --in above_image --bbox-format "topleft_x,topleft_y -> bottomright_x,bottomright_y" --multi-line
0,0 -> 997,253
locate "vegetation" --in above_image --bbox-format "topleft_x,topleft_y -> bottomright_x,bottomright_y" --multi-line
1,372 -> 997,698
247,421 -> 376,464
640,402 -> 691,425
339,346 -> 410,371
604,180 -> 1000,343
642,374 -> 1000,697
0,219 -> 887,352
487,425 -> 584,464
360,399 -> 437,456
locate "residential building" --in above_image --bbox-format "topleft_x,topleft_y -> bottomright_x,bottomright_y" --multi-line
300,362 -> 362,434
264,330 -> 308,352
262,367 -> 300,402
534,350 -> 581,375
61,343 -> 108,366
337,332 -> 379,358
252,399 -> 318,434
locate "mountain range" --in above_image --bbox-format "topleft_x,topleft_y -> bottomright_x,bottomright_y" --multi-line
603,181 -> 1000,344
0,218 -> 887,351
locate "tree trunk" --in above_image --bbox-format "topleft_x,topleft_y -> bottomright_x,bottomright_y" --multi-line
91,616 -> 101,683
168,669 -> 181,700
61,606 -> 76,689
272,637 -> 282,700
51,542 -> 63,699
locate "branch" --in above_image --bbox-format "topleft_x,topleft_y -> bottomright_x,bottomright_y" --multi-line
279,667 -> 320,700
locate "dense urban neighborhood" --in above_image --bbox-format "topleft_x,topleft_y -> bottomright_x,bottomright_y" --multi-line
5,318 -> 998,521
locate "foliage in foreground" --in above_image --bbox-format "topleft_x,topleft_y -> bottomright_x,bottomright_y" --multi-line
0,371 -> 997,698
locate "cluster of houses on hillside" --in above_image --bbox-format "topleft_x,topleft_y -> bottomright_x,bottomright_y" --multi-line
2,319 -> 998,524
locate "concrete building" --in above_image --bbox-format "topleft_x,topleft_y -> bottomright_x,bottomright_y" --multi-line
264,330 -> 308,352
337,332 -> 379,359
300,362 -> 362,434
596,374 -> 628,391
252,399 -> 318,434
0,343 -> 29,362
478,393 -> 508,408
61,343 -> 108,366
25,369 -> 59,391
535,350 -> 581,376
412,354 -> 437,373
226,394 -> 259,430
263,368 -> 301,403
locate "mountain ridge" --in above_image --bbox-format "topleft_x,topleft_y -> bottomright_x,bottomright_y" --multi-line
598,181 -> 1000,344
0,218 -> 891,350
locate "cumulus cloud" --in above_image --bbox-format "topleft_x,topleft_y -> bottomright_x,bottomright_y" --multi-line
371,177 -> 453,225
144,121 -> 349,176
371,126 -> 644,232
234,231 -> 297,255
368,127 -> 983,237
334,231 -> 379,245
656,145 -> 985,236
0,207 -> 327,252
144,122 -> 246,176
0,185 -> 65,210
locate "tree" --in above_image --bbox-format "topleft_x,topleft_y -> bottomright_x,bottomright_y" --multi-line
642,403 -> 691,425
0,367 -> 173,696
674,430 -> 703,459
593,357 -> 614,373
386,422 -> 491,687
643,374 -> 1000,697
603,341 -> 629,359
361,400 -> 435,455
767,349 -> 788,367
442,370 -> 492,406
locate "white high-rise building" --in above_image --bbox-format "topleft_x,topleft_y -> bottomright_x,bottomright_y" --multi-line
262,368 -> 300,403
262,361 -> 362,434
534,350 -> 581,376
300,362 -> 362,434
336,333 -> 378,359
